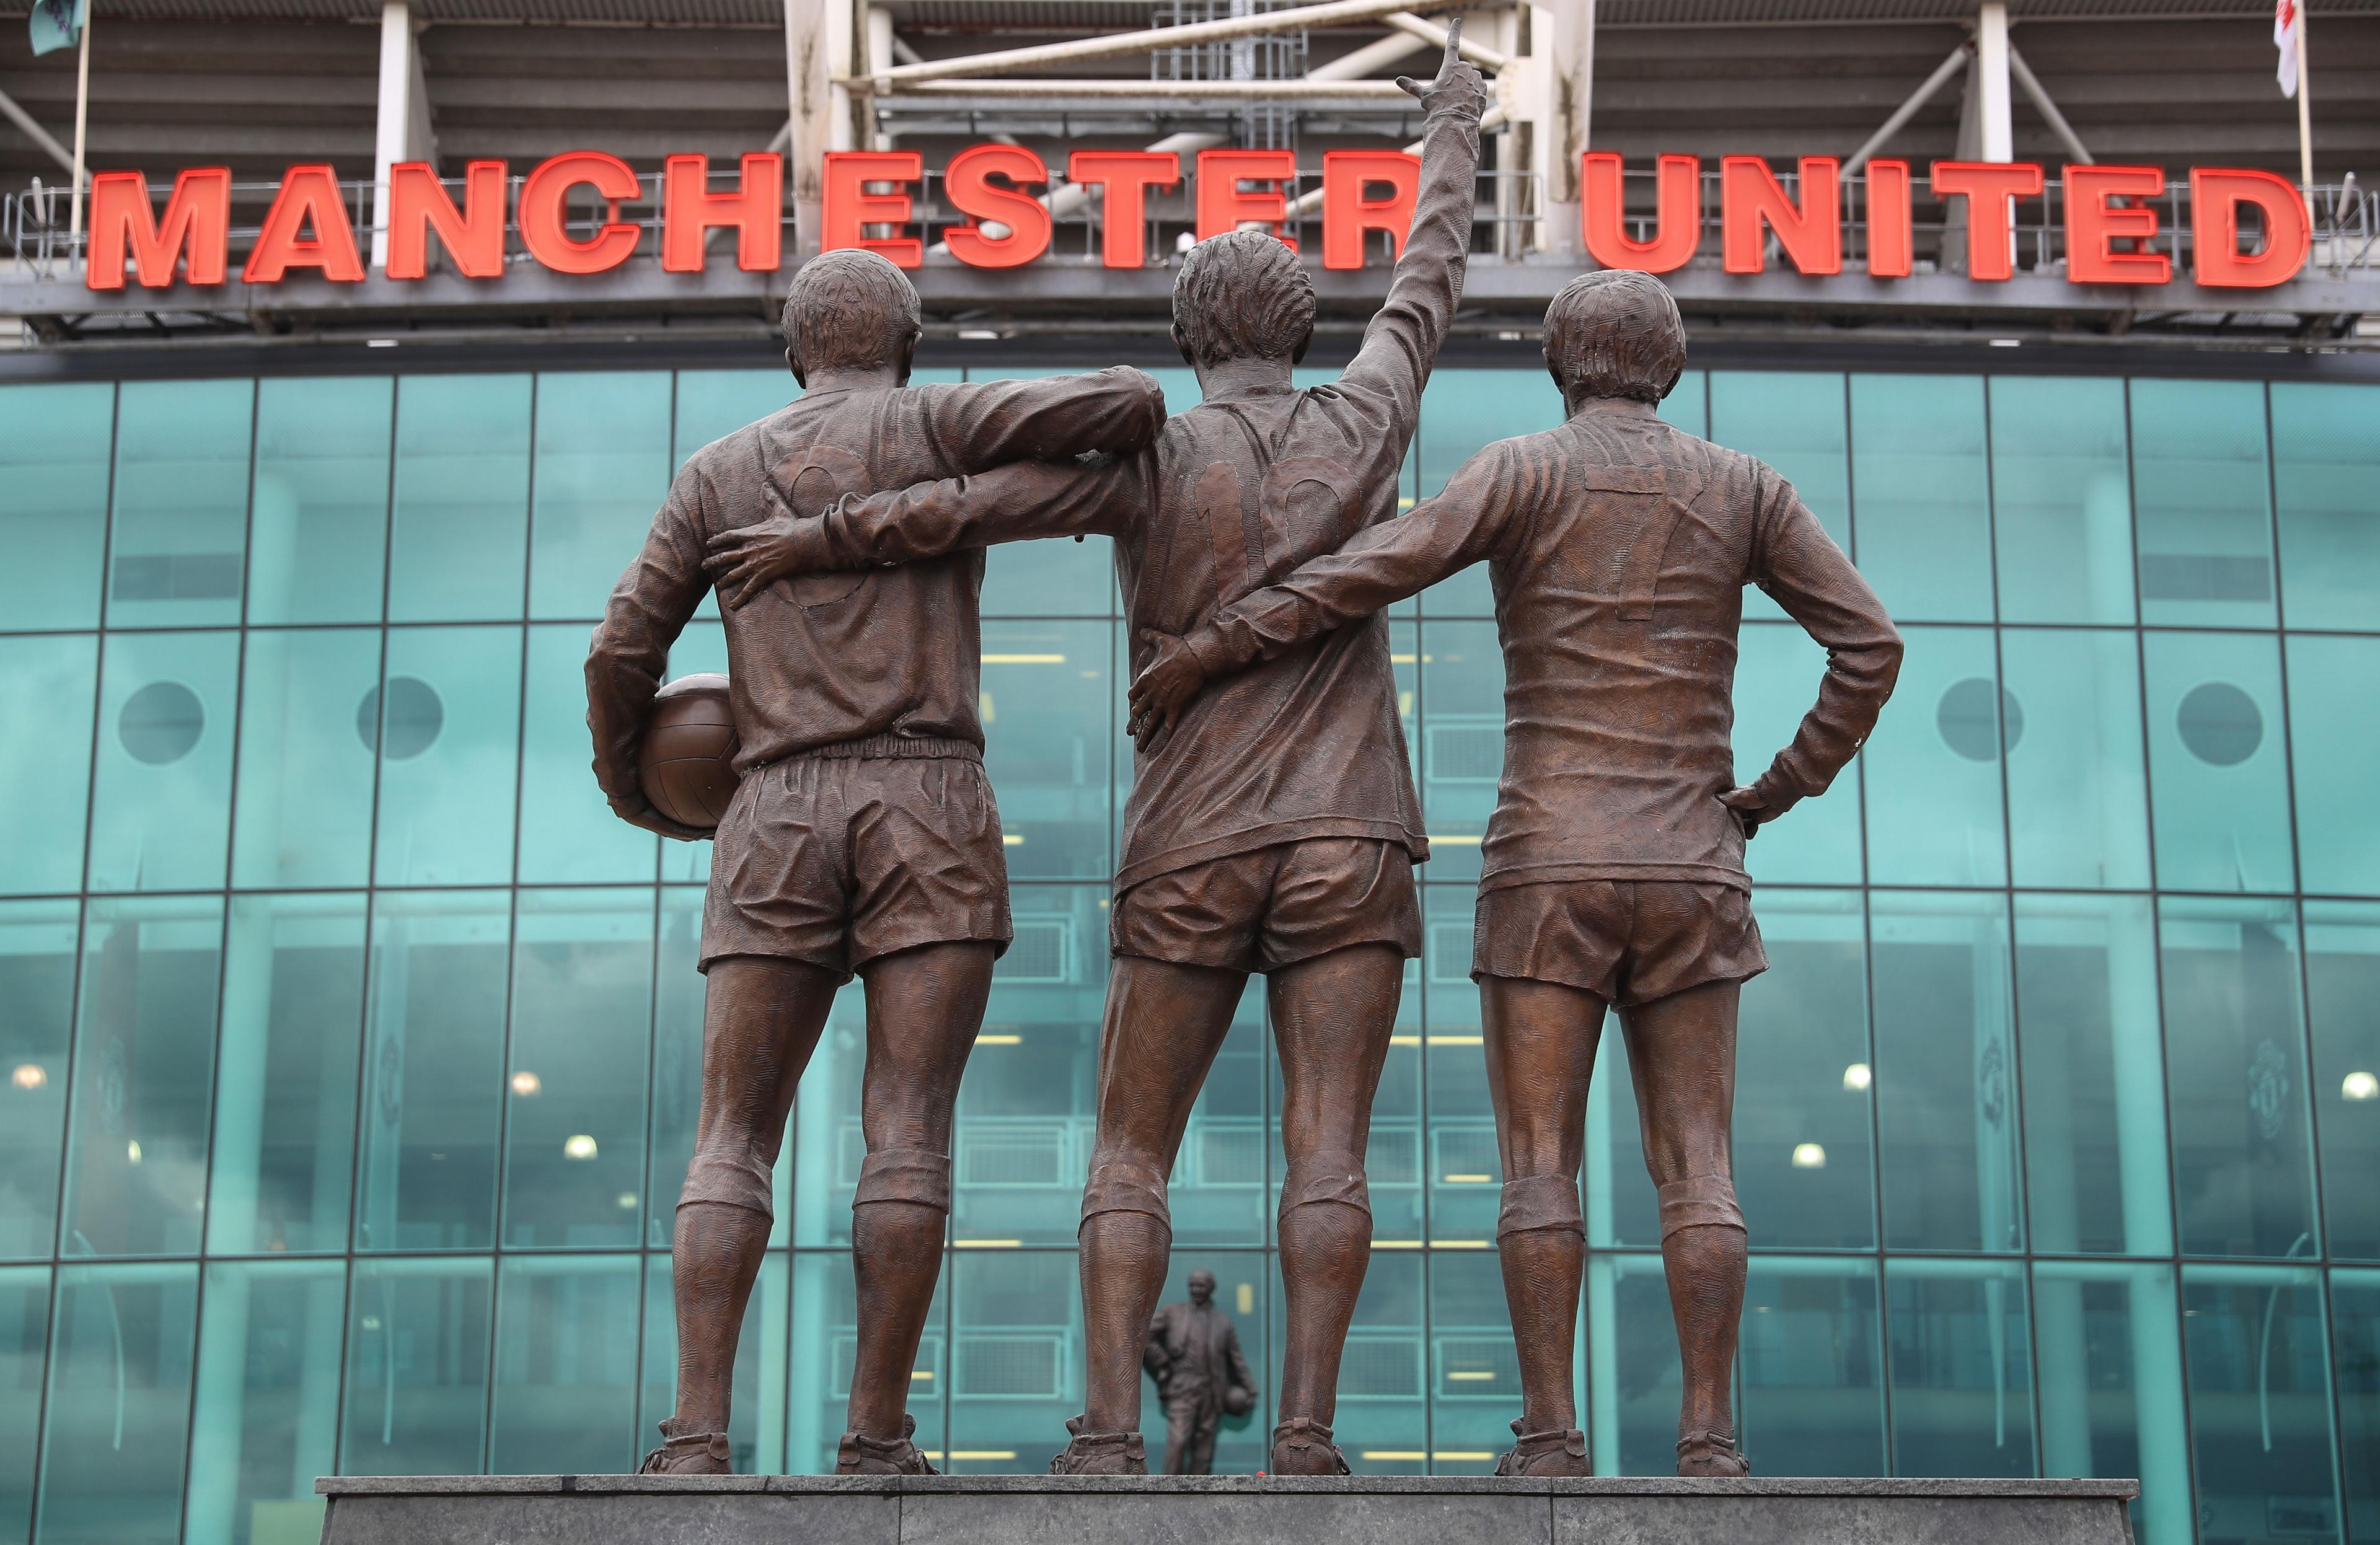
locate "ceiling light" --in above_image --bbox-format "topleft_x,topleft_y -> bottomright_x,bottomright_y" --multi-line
10,1063 -> 45,1090
1842,1062 -> 1872,1092
1791,1142 -> 1827,1169
2344,1070 -> 2379,1102
511,1071 -> 542,1096
563,1134 -> 598,1160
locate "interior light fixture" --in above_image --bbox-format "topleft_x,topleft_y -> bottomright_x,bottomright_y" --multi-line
127,1139 -> 144,1164
1843,1062 -> 1872,1092
10,1063 -> 45,1090
563,1134 -> 599,1160
1791,1142 -> 1827,1169
2344,1070 -> 2379,1101
511,1071 -> 542,1096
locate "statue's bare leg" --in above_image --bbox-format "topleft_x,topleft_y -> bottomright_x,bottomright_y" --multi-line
659,955 -> 839,1468
1617,979 -> 1746,1474
1268,943 -> 1401,1464
1075,956 -> 1247,1444
844,940 -> 996,1453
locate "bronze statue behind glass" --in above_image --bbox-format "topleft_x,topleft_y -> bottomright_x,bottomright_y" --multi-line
705,29 -> 1486,1476
1144,1269 -> 1257,1474
1128,270 -> 1904,1477
584,252 -> 1165,1474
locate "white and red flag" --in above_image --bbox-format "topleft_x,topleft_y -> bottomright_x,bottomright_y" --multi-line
2275,0 -> 2304,97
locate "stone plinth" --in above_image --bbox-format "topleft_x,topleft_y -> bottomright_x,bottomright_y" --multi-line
318,1473 -> 2137,1545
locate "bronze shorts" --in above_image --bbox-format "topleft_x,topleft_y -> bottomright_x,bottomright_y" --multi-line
1472,879 -> 1767,1007
702,742 -> 1011,980
1111,837 -> 1423,974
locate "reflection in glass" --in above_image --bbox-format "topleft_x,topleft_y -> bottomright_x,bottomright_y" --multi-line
0,635 -> 97,897
1884,1258 -> 2033,1476
1860,627 -> 2007,887
1427,1249 -> 1529,1472
1415,368 -> 1564,617
206,894 -> 365,1256
60,897 -> 222,1258
1990,376 -> 2134,624
1736,890 -> 1872,1249
1417,621 -> 1493,884
1271,1246 -> 1424,1471
2305,904 -> 2380,1261
2143,632 -> 2294,894
87,630 -> 240,893
0,381 -> 112,631
389,375 -> 531,623
183,1258 -> 343,1545
787,1251 -> 946,1476
2016,893 -> 2172,1256
0,902 -> 76,1259
2333,1270 -> 2380,1543
2180,1265 -> 2340,1544
528,372 -> 673,620
247,377 -> 394,626
1873,891 -> 2022,1253
1740,1256 -> 1884,1476
1712,371 -> 1850,626
1657,368 -> 1708,438
107,379 -> 253,630
647,887 -> 713,1248
37,1262 -> 197,1545
2130,378 -> 2275,628
339,1256 -> 491,1475
0,1265 -> 48,1541
674,369 -> 795,466
1734,625 -> 1862,886
639,1251 -> 787,1474
516,623 -> 657,884
1848,374 -> 1992,623
1584,1252 -> 1680,1475
979,622 -> 1113,880
2159,897 -> 2319,1259
355,891 -> 509,1251
2272,381 -> 2380,631
232,628 -> 382,889
2000,628 -> 2151,890
372,626 -> 521,887
2032,1259 -> 2190,1545
490,1253 -> 640,1473
2285,634 -> 2380,899
947,1249 -> 1095,1473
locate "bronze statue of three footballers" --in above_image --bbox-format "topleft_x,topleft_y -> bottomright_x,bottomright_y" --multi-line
586,26 -> 1900,1482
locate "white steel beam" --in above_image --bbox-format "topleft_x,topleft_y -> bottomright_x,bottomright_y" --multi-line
2007,42 -> 2092,165
885,78 -> 1424,101
0,85 -> 75,175
1534,0 -> 1593,258
788,0 -> 853,255
1383,11 -> 1509,72
1841,41 -> 1967,177
369,1 -> 433,271
1973,0 -> 2012,162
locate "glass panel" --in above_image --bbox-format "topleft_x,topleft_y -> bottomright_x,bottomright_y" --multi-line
2286,634 -> 2380,899
388,374 -> 531,623
517,623 -> 656,884
2000,627 -> 2151,890
979,620 -> 1113,881
946,1248 -> 1082,1473
1739,1256 -> 1884,1476
2143,630 -> 2294,894
371,625 -> 521,888
1738,889 -> 1873,1250
1989,375 -> 2134,625
646,887 -> 708,1249
638,1251 -> 787,1474
1847,373 -> 1992,623
1735,623 -> 1864,886
1419,911 -> 1494,1249
0,635 -> 97,896
2161,897 -> 2319,1259
2032,1260 -> 2192,1545
0,900 -> 77,1259
954,886 -> 1107,1248
86,629 -> 240,894
0,382 -> 110,631
789,982 -> 868,1251
246,377 -> 392,626
2306,904 -> 2380,1262
1860,625 -> 2008,887
2334,1269 -> 2380,1544
206,894 -> 365,1256
674,369 -> 795,465
503,889 -> 653,1249
2130,378 -> 2275,628
1884,1258 -> 2034,1477
2271,381 -> 2380,632
0,1266 -> 48,1543
354,891 -> 510,1252
490,1254 -> 640,1474
1582,1008 -> 1660,1251
528,371 -> 673,620
1414,368 -> 1564,617
2016,893 -> 2173,1256
230,627 -> 381,889
1709,370 -> 1849,625
1272,1246 -> 1424,1472
1417,620 -> 1494,884
338,1256 -> 491,1476
60,897 -> 222,1259
36,1262 -> 198,1545
183,1258 -> 345,1545
2182,1265 -> 2340,1545
1657,368 -> 1708,438
1873,891 -> 2023,1254
1584,1252 -> 1682,1475
1427,1248 -> 1532,1474
787,1250 -> 945,1476
106,379 -> 252,630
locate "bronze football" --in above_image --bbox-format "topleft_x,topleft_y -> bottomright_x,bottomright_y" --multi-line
638,673 -> 741,832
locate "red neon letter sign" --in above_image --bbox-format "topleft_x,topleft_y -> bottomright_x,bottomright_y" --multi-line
2065,164 -> 2170,284
663,152 -> 782,273
242,165 -> 366,283
2190,167 -> 2309,288
1864,160 -> 1913,278
1196,149 -> 1297,249
1321,150 -> 1418,270
86,167 -> 229,290
1929,161 -> 2044,281
386,161 -> 506,280
1721,155 -> 1840,275
518,151 -> 641,275
943,144 -> 1052,268
1067,151 -> 1179,268
1580,153 -> 1700,273
822,151 -> 923,268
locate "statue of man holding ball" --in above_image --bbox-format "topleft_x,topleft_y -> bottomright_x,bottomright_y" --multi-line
584,252 -> 1164,1475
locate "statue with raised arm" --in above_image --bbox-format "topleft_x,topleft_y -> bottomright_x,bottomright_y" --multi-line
584,251 -> 1163,1476
700,29 -> 1486,1476
1127,270 -> 1903,1478
1143,1269 -> 1258,1474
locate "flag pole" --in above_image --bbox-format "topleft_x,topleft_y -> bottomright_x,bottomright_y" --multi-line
2294,2 -> 2313,212
67,0 -> 91,266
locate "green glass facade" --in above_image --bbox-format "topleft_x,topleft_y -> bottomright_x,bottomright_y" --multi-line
2,358 -> 2378,1545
